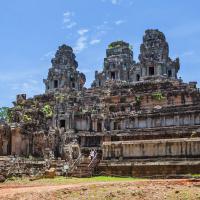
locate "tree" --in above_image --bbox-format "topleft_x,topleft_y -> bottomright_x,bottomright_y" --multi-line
42,105 -> 53,118
0,107 -> 9,121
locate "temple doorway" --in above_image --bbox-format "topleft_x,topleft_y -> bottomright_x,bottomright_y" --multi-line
149,67 -> 154,76
111,72 -> 116,79
60,120 -> 66,128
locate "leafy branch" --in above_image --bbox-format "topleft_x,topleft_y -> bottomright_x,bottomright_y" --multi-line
41,105 -> 53,118
152,92 -> 165,101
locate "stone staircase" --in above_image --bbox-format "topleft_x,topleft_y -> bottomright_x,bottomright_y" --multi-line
71,155 -> 99,178
50,159 -> 66,176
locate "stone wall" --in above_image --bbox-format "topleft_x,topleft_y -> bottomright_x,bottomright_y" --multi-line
0,124 -> 11,156
102,138 -> 200,159
11,127 -> 29,156
98,160 -> 200,177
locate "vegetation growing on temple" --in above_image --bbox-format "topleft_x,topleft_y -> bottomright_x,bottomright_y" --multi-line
152,92 -> 165,101
42,105 -> 53,118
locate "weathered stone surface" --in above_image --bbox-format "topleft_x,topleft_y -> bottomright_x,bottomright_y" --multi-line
102,138 -> 200,159
0,175 -> 6,182
43,44 -> 86,93
1,29 -> 200,177
139,29 -> 180,79
45,168 -> 56,178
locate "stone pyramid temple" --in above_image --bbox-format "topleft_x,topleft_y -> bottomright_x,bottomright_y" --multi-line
1,29 -> 200,177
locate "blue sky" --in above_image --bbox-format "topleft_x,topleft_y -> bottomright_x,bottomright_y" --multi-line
0,0 -> 200,107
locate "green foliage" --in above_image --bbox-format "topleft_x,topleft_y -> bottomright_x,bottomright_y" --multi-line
108,41 -> 123,49
4,176 -> 144,186
23,114 -> 32,123
135,96 -> 142,111
7,109 -> 13,123
108,44 -> 113,49
191,131 -> 197,138
42,105 -> 53,118
15,105 -> 23,110
135,96 -> 142,104
152,92 -> 165,101
0,107 -> 9,121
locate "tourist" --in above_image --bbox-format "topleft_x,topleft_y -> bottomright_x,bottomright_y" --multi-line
90,149 -> 95,160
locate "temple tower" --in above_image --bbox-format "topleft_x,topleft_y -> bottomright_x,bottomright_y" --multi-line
139,29 -> 180,79
43,44 -> 86,93
92,41 -> 135,87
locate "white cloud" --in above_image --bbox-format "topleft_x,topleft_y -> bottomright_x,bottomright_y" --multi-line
90,39 -> 101,45
62,11 -> 77,29
74,36 -> 88,53
66,22 -> 77,29
101,0 -> 121,5
94,21 -> 113,39
40,51 -> 55,61
111,0 -> 120,4
78,29 -> 89,35
11,80 -> 43,95
115,20 -> 125,25
73,29 -> 90,53
181,51 -> 194,57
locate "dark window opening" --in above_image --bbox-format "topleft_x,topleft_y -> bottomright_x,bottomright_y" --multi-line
85,136 -> 101,147
136,74 -> 140,81
104,120 -> 110,131
114,122 -> 121,130
168,70 -> 172,77
111,136 -> 120,141
111,72 -> 116,79
60,120 -> 66,128
97,122 -> 102,132
72,82 -> 75,88
149,67 -> 154,76
121,106 -> 125,112
54,80 -> 58,88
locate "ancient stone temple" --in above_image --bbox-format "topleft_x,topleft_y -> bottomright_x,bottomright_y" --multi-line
92,41 -> 135,87
139,29 -> 180,79
44,44 -> 86,92
1,29 -> 200,177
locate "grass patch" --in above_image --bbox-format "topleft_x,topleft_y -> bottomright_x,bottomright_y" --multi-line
2,176 -> 144,186
192,174 -> 200,178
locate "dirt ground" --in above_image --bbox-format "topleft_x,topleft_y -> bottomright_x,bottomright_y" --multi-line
0,178 -> 200,200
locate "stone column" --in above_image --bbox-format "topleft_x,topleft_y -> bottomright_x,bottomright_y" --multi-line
147,117 -> 151,128
80,136 -> 85,147
190,113 -> 195,125
174,115 -> 180,126
172,68 -> 176,78
66,116 -> 69,129
135,117 -> 138,128
163,116 -> 166,126
2,140 -> 8,155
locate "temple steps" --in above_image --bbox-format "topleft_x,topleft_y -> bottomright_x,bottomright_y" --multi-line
71,157 -> 99,178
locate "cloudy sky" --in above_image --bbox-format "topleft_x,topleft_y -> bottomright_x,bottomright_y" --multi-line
0,0 -> 200,107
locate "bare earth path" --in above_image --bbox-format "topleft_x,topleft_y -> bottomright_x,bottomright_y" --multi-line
0,179 -> 200,200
